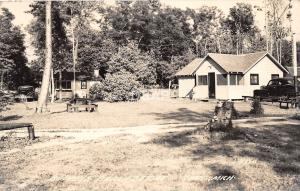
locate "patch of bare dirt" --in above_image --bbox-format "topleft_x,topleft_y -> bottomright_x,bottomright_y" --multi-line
0,134 -> 53,152
0,118 -> 299,190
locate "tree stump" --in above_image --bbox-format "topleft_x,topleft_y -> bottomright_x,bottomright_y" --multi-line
207,101 -> 237,132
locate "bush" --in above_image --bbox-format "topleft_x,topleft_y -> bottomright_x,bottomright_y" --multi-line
89,82 -> 105,100
0,91 -> 13,116
103,72 -> 141,102
90,71 -> 142,102
250,99 -> 264,115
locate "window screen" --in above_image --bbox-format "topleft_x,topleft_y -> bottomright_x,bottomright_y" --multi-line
237,74 -> 244,85
230,74 -> 237,85
217,74 -> 227,85
198,75 -> 208,85
55,81 -> 71,90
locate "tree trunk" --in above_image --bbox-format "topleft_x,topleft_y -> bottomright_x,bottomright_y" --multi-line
270,33 -> 273,56
276,40 -> 279,62
0,70 -> 4,90
72,29 -> 78,98
204,39 -> 207,55
36,1 -> 52,113
217,38 -> 222,53
279,40 -> 282,64
50,68 -> 55,103
195,41 -> 198,57
59,68 -> 62,101
236,32 -> 239,55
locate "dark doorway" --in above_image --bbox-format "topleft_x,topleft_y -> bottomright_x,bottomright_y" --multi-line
208,72 -> 216,99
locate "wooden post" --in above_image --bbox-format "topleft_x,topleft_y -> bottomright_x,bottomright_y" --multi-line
27,125 -> 35,140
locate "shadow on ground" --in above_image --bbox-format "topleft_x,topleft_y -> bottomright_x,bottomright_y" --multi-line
148,118 -> 300,189
0,115 -> 22,121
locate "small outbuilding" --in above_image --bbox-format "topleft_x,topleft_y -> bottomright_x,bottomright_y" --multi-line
175,52 -> 288,100
54,69 -> 102,99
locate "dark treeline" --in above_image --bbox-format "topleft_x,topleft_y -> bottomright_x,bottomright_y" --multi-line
0,8 -> 33,89
0,0 -> 296,90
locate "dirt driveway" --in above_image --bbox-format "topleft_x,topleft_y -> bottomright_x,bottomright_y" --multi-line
1,116 -> 299,191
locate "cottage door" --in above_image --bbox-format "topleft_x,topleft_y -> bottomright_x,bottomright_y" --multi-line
208,72 -> 216,99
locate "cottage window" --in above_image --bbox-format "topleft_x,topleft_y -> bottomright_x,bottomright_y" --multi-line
250,74 -> 259,85
229,74 -> 244,85
217,74 -> 227,85
81,81 -> 87,89
237,74 -> 244,85
271,74 -> 279,79
198,75 -> 208,85
230,74 -> 237,85
56,80 -> 71,90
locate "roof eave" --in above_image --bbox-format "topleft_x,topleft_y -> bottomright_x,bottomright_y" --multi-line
244,52 -> 289,74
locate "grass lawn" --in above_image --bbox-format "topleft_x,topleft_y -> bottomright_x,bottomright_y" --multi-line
0,99 -> 299,190
0,99 -> 297,129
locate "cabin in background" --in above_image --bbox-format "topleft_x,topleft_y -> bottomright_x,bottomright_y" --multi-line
175,52 -> 288,100
54,69 -> 102,99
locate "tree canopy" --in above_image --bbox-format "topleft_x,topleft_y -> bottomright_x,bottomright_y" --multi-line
0,8 -> 31,89
24,0 -> 295,90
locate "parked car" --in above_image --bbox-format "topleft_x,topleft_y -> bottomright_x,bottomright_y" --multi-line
14,85 -> 38,102
254,77 -> 300,99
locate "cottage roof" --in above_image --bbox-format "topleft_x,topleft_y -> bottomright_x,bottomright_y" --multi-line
175,52 -> 288,76
175,58 -> 204,76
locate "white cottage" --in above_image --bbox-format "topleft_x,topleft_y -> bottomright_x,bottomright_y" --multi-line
175,52 -> 288,100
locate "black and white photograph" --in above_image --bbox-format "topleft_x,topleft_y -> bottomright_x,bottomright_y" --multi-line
0,0 -> 299,190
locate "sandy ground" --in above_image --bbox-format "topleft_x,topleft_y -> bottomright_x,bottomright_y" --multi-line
0,99 -> 299,190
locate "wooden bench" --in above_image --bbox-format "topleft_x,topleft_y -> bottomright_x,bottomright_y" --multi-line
0,123 -> 35,140
67,103 -> 98,112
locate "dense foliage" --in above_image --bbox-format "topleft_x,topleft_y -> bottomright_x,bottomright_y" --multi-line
27,1 -> 71,75
89,71 -> 141,102
250,99 -> 264,116
0,8 -> 32,89
21,0 -> 297,101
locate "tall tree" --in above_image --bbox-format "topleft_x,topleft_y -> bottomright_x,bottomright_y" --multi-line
36,1 -> 52,113
28,1 -> 71,101
187,6 -> 225,56
0,8 -> 30,89
77,29 -> 117,78
266,0 -> 289,63
61,1 -> 102,97
224,3 -> 260,54
106,42 -> 157,86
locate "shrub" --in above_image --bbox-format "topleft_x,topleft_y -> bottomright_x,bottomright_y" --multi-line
89,82 -> 105,100
0,91 -> 12,117
93,71 -> 141,102
250,99 -> 264,115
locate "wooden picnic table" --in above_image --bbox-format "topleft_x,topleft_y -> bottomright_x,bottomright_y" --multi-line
279,97 -> 298,109
67,98 -> 98,112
